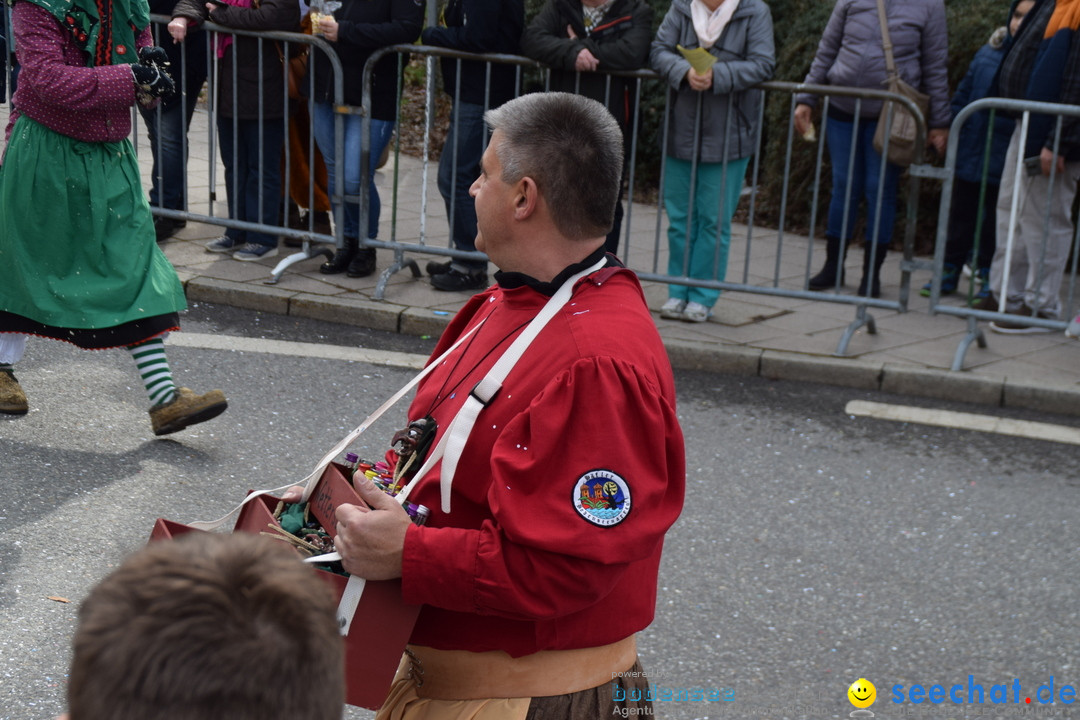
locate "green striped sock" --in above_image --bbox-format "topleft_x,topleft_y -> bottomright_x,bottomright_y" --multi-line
127,339 -> 177,406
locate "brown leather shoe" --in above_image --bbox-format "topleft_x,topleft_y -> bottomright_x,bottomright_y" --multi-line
150,387 -> 227,436
0,371 -> 28,415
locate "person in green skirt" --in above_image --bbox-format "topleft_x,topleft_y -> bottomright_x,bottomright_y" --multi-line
0,0 -> 227,435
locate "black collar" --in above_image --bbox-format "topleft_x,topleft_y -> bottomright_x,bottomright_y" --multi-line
494,247 -> 618,297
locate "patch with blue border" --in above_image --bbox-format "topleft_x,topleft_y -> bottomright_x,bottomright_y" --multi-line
572,469 -> 631,527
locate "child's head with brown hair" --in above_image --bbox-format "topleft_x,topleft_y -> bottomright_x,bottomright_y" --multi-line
67,532 -> 344,720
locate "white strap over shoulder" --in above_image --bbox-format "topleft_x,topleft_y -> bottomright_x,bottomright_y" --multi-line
400,255 -> 608,512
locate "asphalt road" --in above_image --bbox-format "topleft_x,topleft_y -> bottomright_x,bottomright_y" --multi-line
2,304 -> 1078,720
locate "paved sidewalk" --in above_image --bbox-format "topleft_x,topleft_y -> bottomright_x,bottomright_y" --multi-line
5,104 -> 1080,415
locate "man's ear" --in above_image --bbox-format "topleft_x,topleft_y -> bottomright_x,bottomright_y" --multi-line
514,177 -> 539,220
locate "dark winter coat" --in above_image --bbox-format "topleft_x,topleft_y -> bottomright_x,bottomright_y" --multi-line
420,0 -> 523,107
305,0 -> 422,119
172,0 -> 299,119
951,30 -> 1015,185
521,0 -> 652,129
996,0 -> 1080,160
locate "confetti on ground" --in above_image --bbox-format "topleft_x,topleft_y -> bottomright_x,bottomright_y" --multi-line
46,596 -> 70,603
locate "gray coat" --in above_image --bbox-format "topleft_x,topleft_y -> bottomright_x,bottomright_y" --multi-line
650,0 -> 775,163
794,0 -> 950,128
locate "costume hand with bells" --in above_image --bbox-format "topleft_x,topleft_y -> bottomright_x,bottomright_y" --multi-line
131,49 -> 175,102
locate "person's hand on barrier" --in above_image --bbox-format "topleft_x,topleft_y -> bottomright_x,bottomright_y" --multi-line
167,17 -> 189,43
318,14 -> 339,42
334,474 -> 409,580
686,67 -> 712,92
793,103 -> 813,138
1041,146 -> 1066,177
575,47 -> 599,72
928,128 -> 948,157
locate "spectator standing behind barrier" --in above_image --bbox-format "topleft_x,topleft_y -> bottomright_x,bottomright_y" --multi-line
141,0 -> 208,243
58,532 -> 344,720
521,0 -> 653,257
420,0 -> 524,292
306,0 -> 423,277
322,93 -> 685,719
982,0 -> 1080,334
650,0 -> 775,323
794,0 -> 950,299
0,0 -> 227,434
921,6 -> 1033,303
169,0 -> 300,262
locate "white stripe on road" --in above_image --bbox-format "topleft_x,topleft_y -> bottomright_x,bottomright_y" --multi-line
845,399 -> 1080,446
167,332 -> 429,370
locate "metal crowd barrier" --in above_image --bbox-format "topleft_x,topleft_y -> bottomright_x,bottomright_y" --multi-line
135,15 -> 348,282
925,97 -> 1080,370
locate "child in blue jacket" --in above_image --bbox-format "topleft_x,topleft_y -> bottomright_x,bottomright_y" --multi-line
922,0 -> 1034,300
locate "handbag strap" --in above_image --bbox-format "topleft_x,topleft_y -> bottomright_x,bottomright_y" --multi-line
874,0 -> 899,87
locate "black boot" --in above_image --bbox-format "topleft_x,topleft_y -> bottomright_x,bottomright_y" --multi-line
857,245 -> 887,298
808,236 -> 847,290
320,236 -> 358,275
346,247 -> 377,278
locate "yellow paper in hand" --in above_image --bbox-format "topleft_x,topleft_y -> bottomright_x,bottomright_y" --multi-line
677,45 -> 716,75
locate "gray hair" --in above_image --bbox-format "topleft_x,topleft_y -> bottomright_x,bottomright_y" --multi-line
484,92 -> 624,241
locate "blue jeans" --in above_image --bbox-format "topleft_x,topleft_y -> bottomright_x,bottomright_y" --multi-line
664,155 -> 750,308
825,115 -> 901,246
140,98 -> 199,210
217,115 -> 285,248
311,102 -> 394,241
437,100 -> 486,271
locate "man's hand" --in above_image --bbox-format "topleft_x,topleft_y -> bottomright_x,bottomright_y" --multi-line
575,47 -> 599,72
333,474 -> 411,580
1041,146 -> 1067,177
928,128 -> 948,156
793,103 -> 813,138
686,67 -> 712,92
317,14 -> 339,42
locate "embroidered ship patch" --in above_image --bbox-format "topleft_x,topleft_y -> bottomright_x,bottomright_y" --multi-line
573,470 -> 631,526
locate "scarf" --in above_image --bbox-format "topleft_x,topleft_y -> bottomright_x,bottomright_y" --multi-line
1045,0 -> 1080,37
581,0 -> 614,33
24,0 -> 149,66
690,0 -> 740,49
214,0 -> 254,58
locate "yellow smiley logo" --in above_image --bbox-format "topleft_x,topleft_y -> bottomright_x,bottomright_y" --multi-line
848,678 -> 876,708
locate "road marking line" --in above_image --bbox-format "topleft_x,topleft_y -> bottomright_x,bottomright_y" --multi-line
168,332 -> 429,369
845,399 -> 1080,446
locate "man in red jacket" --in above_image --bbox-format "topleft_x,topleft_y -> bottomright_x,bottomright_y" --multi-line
333,92 -> 686,719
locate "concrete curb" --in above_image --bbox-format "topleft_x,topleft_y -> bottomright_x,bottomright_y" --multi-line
181,278 -> 1080,419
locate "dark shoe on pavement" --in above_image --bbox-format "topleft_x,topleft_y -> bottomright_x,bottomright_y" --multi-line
154,216 -> 186,242
205,236 -> 240,254
426,259 -> 453,277
232,243 -> 279,262
0,371 -> 29,415
346,248 -> 377,278
971,291 -> 1001,312
150,387 -> 228,436
989,304 -> 1054,334
431,267 -> 488,292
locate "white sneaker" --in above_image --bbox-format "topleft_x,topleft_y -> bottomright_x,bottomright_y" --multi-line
659,298 -> 686,320
683,301 -> 711,323
1066,314 -> 1080,339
